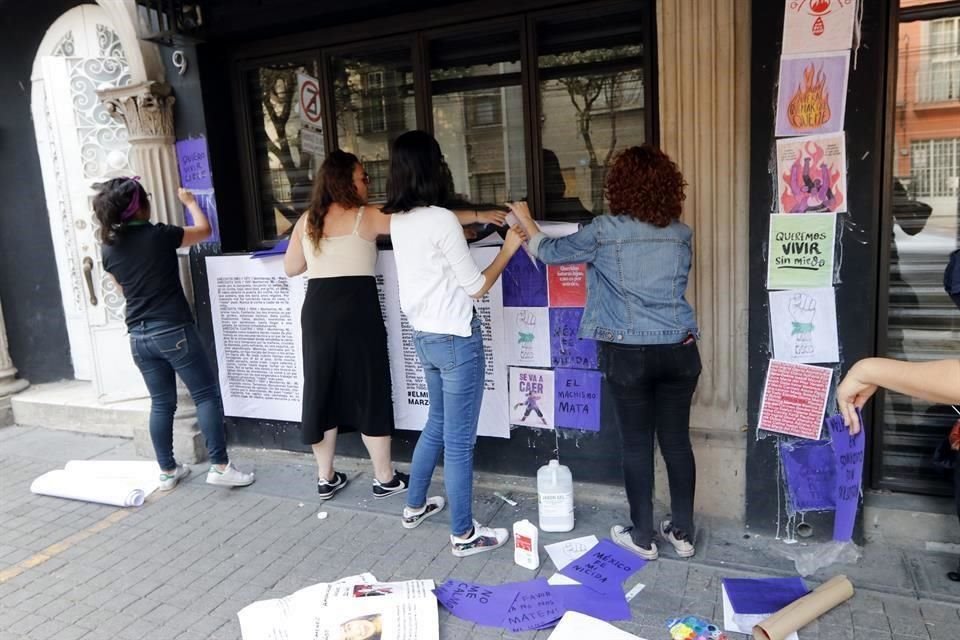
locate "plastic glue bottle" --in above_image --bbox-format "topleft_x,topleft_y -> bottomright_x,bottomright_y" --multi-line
513,519 -> 540,570
537,459 -> 574,532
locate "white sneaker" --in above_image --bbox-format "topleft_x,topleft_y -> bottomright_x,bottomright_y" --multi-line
450,520 -> 509,557
402,496 -> 445,529
206,462 -> 255,487
659,520 -> 695,558
158,464 -> 190,491
610,524 -> 659,561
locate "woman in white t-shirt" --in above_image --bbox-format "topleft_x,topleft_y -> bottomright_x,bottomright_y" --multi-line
384,130 -> 526,557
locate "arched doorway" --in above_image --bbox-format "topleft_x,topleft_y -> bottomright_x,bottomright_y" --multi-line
31,4 -> 146,402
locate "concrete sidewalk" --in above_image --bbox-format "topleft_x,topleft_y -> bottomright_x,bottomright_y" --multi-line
0,425 -> 958,640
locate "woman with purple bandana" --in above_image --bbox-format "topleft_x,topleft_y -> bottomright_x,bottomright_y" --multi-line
95,178 -> 254,491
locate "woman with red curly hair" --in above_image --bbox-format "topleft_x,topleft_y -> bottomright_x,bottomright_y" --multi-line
510,144 -> 700,561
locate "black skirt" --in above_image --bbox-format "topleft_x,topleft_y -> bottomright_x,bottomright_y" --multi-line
300,276 -> 394,444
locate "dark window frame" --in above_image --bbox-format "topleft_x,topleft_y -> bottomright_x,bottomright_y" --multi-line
230,0 -> 657,248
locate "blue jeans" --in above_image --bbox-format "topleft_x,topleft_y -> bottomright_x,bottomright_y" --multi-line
407,316 -> 485,537
129,321 -> 228,471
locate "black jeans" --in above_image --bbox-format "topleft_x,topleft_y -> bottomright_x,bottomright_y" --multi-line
599,340 -> 701,546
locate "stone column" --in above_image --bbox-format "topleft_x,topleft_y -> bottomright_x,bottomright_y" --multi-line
0,298 -> 30,427
656,0 -> 751,520
98,81 -> 205,464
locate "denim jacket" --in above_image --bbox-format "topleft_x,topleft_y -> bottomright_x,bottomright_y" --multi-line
529,215 -> 698,345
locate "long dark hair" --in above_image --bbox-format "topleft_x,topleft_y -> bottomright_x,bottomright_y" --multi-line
92,177 -> 150,245
382,130 -> 449,214
306,150 -> 365,246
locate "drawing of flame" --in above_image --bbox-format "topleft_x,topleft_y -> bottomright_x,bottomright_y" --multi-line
787,63 -> 831,130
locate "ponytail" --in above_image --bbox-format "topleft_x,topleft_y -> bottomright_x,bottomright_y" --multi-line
92,177 -> 150,245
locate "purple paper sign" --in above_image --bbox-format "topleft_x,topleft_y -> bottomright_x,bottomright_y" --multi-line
185,191 -> 220,244
434,580 -> 518,627
552,584 -> 631,621
503,252 -> 548,307
503,579 -> 562,632
555,368 -> 601,431
827,413 -> 865,542
550,308 -> 598,370
251,238 -> 289,258
722,577 -> 808,615
779,439 -> 836,513
175,138 -> 213,190
561,538 -> 646,594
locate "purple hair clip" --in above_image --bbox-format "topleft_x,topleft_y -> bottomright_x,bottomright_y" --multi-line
120,176 -> 142,221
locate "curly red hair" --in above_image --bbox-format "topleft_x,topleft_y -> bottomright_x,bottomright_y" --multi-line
605,145 -> 686,227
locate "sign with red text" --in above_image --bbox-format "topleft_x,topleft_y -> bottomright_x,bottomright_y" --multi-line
548,264 -> 587,307
758,360 -> 832,440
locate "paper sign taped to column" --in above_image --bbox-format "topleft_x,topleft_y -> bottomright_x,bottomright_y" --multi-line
767,214 -> 836,289
758,360 -> 832,440
504,307 -> 551,368
769,288 -> 839,364
776,133 -> 847,214
775,51 -> 849,137
782,0 -> 856,54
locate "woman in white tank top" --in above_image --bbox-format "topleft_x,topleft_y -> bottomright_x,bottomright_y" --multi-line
283,150 -> 507,501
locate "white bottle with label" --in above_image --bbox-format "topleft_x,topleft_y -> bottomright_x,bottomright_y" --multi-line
537,459 -> 575,532
513,519 -> 540,570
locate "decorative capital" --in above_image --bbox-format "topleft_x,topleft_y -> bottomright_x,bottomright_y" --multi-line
98,81 -> 176,142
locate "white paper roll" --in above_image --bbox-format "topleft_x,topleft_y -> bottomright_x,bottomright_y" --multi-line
30,470 -> 146,507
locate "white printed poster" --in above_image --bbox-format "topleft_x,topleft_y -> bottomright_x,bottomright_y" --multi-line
509,367 -> 555,429
769,288 -> 839,364
504,307 -> 551,367
207,249 -> 509,437
377,247 -> 510,439
206,255 -> 305,422
782,0 -> 857,55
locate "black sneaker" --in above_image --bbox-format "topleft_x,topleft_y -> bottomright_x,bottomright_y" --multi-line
317,471 -> 348,500
372,471 -> 409,499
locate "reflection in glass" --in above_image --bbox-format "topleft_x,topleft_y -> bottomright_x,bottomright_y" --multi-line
331,48 -> 416,202
246,61 -> 317,240
538,7 -> 645,221
430,30 -> 527,206
882,7 -> 960,494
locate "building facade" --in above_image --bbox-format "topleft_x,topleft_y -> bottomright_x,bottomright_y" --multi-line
1,0 -> 955,541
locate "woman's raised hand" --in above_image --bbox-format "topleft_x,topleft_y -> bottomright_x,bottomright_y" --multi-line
507,201 -> 533,220
504,225 -> 528,253
477,210 -> 507,226
177,188 -> 197,206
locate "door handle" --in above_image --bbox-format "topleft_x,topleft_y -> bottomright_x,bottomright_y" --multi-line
82,257 -> 98,306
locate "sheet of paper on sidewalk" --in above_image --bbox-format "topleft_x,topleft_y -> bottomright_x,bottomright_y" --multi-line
826,412 -> 866,541
551,585 -> 631,622
505,578 -> 563,632
722,577 -> 809,614
721,585 -> 798,640
433,580 -> 519,627
544,535 -> 599,570
549,611 -> 645,640
30,460 -> 162,507
560,538 -> 646,594
238,574 -> 438,640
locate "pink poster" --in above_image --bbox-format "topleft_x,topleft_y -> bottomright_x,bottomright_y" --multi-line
776,133 -> 846,213
758,360 -> 832,440
775,51 -> 849,138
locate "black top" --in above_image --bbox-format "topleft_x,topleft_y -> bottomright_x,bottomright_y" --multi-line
101,222 -> 193,328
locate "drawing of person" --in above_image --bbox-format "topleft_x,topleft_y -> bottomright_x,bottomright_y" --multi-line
787,156 -> 836,213
513,389 -> 548,426
338,614 -> 383,640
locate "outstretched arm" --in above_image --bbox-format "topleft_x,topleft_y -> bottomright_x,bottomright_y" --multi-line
837,358 -> 960,434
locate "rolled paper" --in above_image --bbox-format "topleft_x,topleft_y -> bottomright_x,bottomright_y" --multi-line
752,575 -> 854,640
